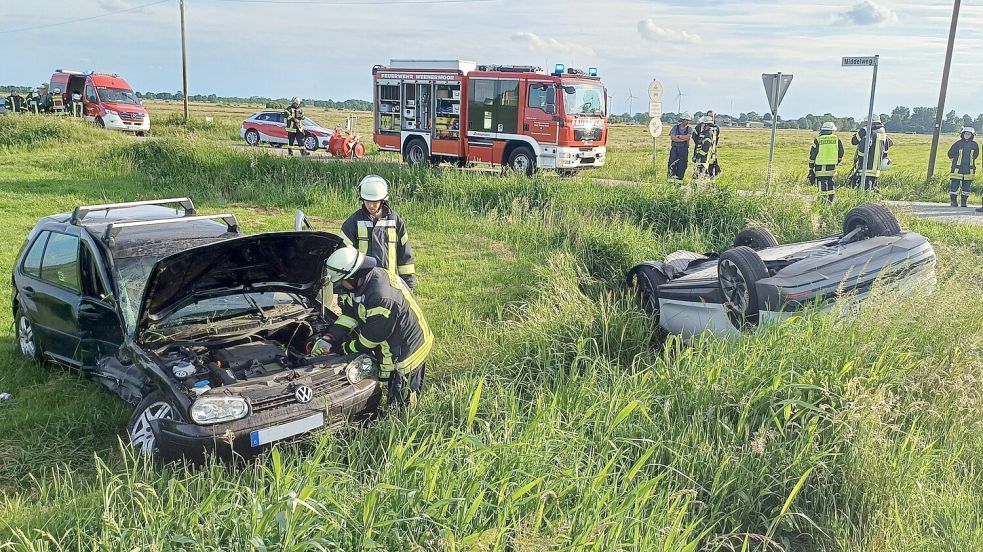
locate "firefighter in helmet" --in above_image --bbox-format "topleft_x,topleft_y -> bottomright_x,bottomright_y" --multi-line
284,97 -> 309,156
809,122 -> 845,203
947,126 -> 978,208
849,115 -> 892,190
692,115 -> 720,180
340,175 -> 417,291
312,246 -> 433,408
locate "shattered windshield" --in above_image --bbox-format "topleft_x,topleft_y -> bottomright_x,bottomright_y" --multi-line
562,83 -> 606,116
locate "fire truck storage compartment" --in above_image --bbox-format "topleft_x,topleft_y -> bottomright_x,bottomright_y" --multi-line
435,84 -> 461,140
377,83 -> 401,133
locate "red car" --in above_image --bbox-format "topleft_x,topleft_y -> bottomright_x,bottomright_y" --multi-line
240,110 -> 334,151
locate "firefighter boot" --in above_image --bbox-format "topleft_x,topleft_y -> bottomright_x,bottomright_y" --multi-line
951,194 -> 959,207
961,195 -> 969,208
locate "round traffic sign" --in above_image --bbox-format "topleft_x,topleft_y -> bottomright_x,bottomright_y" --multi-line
648,119 -> 663,138
647,80 -> 663,101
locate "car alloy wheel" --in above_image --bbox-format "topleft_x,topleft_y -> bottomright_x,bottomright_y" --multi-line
245,129 -> 260,146
718,259 -> 749,314
303,135 -> 318,151
18,315 -> 37,359
130,400 -> 174,455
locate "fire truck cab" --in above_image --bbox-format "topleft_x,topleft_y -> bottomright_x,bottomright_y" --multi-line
372,60 -> 607,175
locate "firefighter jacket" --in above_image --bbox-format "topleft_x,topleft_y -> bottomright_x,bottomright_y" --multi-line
948,138 -> 979,181
284,106 -> 304,133
809,131 -> 844,177
852,127 -> 891,176
327,268 -> 433,379
692,125 -> 718,164
341,205 -> 416,289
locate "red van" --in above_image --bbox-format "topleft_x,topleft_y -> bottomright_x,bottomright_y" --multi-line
49,70 -> 151,135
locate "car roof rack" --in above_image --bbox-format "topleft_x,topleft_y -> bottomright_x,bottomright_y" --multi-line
102,213 -> 239,246
71,198 -> 197,225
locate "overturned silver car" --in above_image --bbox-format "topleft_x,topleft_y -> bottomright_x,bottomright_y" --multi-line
627,203 -> 936,339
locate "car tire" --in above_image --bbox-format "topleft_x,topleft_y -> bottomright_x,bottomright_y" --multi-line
734,227 -> 779,250
843,203 -> 901,238
717,246 -> 769,326
244,129 -> 260,146
404,138 -> 430,167
303,134 -> 319,152
627,264 -> 668,315
14,308 -> 42,362
507,146 -> 536,176
95,117 -> 105,128
126,390 -> 177,458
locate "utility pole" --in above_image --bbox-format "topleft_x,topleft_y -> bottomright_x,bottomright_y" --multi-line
927,0 -> 961,182
180,0 -> 189,121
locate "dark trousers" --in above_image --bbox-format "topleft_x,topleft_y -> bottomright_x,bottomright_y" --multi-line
387,364 -> 425,408
817,176 -> 835,202
287,131 -> 304,153
667,146 -> 688,180
950,178 -> 972,206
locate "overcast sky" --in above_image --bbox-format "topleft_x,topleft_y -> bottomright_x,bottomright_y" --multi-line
2,0 -> 982,118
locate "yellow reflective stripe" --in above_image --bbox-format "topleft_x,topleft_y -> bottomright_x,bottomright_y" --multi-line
400,229 -> 409,245
380,341 -> 393,367
357,224 -> 369,255
358,333 -> 381,348
397,264 -> 415,276
366,306 -> 391,318
336,315 -> 357,329
387,270 -> 433,373
346,341 -> 359,354
386,227 -> 397,273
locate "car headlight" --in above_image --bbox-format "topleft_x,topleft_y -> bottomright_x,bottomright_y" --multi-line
190,396 -> 249,425
346,355 -> 378,384
104,108 -> 117,116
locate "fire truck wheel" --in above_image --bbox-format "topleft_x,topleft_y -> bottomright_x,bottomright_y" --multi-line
507,146 -> 536,176
404,138 -> 430,167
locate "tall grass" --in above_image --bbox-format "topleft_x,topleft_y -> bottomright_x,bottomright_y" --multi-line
1,116 -> 982,550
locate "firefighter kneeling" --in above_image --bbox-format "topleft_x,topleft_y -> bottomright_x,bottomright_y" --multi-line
809,122 -> 844,204
314,247 -> 433,408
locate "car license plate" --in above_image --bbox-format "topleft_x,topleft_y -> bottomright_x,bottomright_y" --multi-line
249,413 -> 324,447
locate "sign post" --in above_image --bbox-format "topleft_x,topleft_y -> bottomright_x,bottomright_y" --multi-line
761,72 -> 793,191
648,80 -> 664,165
842,55 -> 879,189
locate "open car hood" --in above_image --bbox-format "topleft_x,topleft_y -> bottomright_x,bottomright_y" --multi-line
137,231 -> 342,334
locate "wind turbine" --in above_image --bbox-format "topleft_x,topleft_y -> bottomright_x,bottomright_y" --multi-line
625,89 -> 636,117
674,84 -> 686,113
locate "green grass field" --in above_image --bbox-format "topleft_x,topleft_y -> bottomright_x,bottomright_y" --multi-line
1,110 -> 982,551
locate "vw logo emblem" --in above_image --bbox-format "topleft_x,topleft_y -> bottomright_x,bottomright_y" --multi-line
294,385 -> 313,404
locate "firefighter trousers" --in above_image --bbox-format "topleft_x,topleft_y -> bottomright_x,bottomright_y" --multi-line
950,178 -> 972,196
667,146 -> 688,180
387,364 -> 425,408
816,176 -> 835,203
287,131 -> 306,153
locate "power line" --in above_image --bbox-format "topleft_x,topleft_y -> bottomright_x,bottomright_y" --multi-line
0,0 -> 172,34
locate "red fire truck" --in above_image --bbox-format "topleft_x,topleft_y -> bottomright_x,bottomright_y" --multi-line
372,60 -> 608,175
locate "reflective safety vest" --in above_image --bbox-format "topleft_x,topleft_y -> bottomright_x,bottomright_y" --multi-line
948,139 -> 979,181
858,130 -> 888,177
811,133 -> 843,177
340,206 -> 416,288
329,268 -> 433,379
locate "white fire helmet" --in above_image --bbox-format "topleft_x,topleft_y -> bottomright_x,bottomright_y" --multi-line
680,112 -> 692,121
880,157 -> 893,171
821,122 -> 837,132
961,126 -> 976,137
291,97 -> 300,105
699,115 -> 713,124
358,175 -> 390,201
325,247 -> 367,283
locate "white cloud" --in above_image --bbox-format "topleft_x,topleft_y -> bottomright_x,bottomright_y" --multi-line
510,31 -> 595,57
835,1 -> 899,26
637,18 -> 702,45
98,0 -> 132,11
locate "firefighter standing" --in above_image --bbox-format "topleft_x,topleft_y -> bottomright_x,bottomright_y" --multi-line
947,127 -> 978,208
284,97 -> 309,156
341,175 -> 417,290
667,113 -> 693,181
692,115 -> 720,180
809,122 -> 845,203
849,116 -> 892,190
70,90 -> 84,117
314,247 -> 433,408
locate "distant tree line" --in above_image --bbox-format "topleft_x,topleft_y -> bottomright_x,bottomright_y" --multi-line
608,107 -> 983,134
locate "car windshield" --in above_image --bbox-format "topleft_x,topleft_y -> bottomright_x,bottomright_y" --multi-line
97,87 -> 140,105
562,83 -> 606,116
303,117 -> 320,128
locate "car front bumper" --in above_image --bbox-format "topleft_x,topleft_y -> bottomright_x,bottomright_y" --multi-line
153,378 -> 381,461
102,112 -> 151,132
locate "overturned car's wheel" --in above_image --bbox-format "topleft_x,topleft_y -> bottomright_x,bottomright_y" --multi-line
718,246 -> 769,327
734,227 -> 779,250
15,308 -> 42,362
627,264 -> 668,314
843,203 -> 901,238
127,391 -> 176,457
